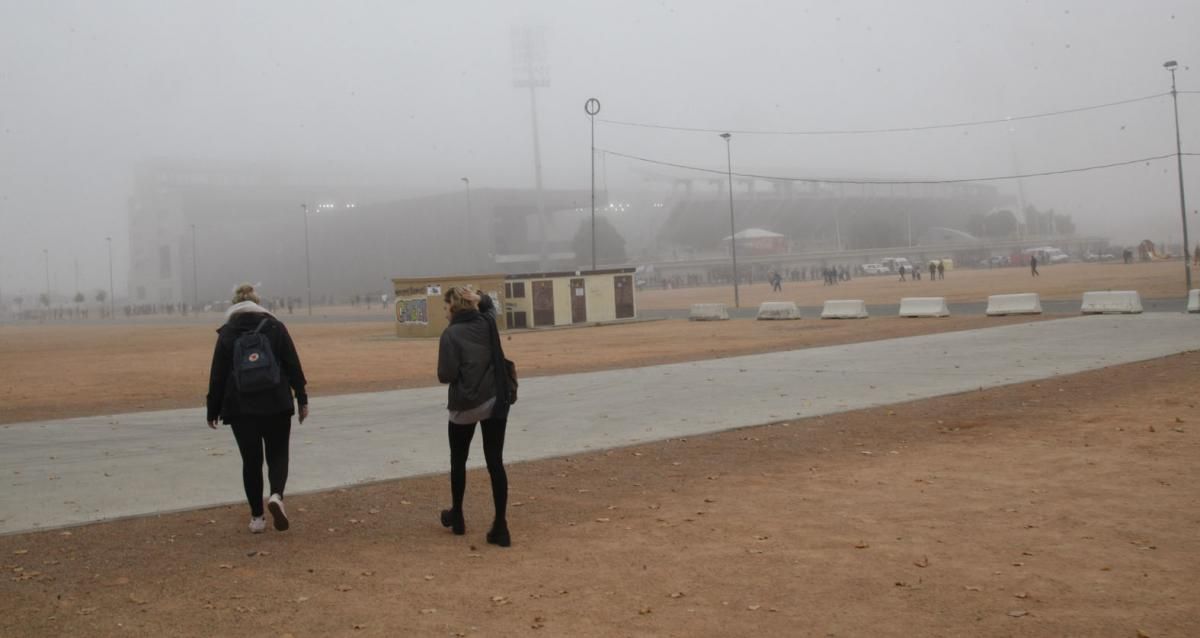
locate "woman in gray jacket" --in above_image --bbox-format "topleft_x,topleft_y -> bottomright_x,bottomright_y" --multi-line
437,286 -> 512,547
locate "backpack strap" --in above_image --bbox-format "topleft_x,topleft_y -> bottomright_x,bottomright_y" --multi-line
252,318 -> 271,334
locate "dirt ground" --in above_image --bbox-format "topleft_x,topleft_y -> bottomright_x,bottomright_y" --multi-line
0,315 -> 1049,425
636,260 -> 1188,310
2,351 -> 1196,637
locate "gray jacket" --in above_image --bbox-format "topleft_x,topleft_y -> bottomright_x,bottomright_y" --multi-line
438,309 -> 498,411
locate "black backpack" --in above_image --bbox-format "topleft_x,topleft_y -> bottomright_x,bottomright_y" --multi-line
232,318 -> 281,394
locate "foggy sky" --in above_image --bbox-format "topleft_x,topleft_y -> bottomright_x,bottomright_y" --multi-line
2,0 -> 1198,296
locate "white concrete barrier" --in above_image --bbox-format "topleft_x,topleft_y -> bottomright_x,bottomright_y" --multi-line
756,301 -> 802,320
899,297 -> 950,318
820,299 -> 869,319
1080,291 -> 1143,314
986,293 -> 1043,316
689,303 -> 730,321
1188,289 -> 1199,313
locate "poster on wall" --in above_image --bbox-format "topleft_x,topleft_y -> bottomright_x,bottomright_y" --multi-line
395,297 -> 429,324
427,285 -> 442,296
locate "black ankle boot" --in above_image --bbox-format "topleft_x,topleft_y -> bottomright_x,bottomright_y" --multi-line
440,509 -> 465,535
486,520 -> 511,547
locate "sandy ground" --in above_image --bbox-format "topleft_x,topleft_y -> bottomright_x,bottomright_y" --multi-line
636,260 -> 1188,309
1,351 -> 1196,637
0,315 -> 1049,425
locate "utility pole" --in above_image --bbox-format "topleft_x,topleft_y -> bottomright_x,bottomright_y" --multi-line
1164,60 -> 1192,291
301,204 -> 313,316
720,133 -> 740,308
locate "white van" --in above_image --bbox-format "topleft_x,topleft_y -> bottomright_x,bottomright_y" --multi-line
879,257 -> 912,273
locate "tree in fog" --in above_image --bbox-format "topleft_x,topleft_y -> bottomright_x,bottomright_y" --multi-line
39,293 -> 49,308
572,217 -> 627,267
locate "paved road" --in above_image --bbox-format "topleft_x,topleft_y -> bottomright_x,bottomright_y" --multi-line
0,314 -> 1195,535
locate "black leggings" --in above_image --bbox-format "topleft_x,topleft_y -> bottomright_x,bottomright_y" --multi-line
230,415 -> 292,517
448,416 -> 508,524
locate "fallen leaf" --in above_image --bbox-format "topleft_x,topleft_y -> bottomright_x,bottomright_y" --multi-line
1007,610 -> 1028,618
854,541 -> 870,549
914,556 -> 930,568
13,550 -> 28,556
335,584 -> 352,592
747,604 -> 761,611
669,592 -> 685,599
964,586 -> 982,592
419,608 -> 436,614
638,607 -> 653,615
1015,592 -> 1028,599
128,594 -> 148,605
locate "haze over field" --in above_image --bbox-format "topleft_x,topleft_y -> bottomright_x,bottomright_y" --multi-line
1,0 -> 1198,296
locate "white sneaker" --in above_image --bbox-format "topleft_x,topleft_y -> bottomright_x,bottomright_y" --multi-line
267,493 -> 289,531
249,516 -> 266,534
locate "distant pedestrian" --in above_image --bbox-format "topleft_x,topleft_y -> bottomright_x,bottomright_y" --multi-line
438,287 -> 514,547
913,266 -> 921,281
1030,255 -> 1039,277
206,283 -> 308,534
898,265 -> 907,282
771,271 -> 782,292
929,261 -> 937,280
937,260 -> 945,280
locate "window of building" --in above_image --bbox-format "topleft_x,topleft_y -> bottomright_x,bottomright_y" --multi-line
509,282 -> 526,298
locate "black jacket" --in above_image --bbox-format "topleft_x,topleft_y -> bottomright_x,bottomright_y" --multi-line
206,312 -> 307,424
438,309 -> 498,411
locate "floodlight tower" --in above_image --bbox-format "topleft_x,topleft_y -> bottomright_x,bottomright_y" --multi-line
512,26 -> 550,270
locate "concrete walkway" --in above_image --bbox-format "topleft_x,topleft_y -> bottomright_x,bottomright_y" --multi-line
1,314 -> 1195,535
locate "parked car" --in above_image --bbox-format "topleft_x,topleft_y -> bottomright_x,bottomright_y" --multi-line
861,263 -> 889,275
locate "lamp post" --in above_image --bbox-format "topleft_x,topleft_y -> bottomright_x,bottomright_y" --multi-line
585,98 -> 601,271
1164,60 -> 1192,291
301,204 -> 312,316
461,177 -> 472,267
106,237 -> 114,318
190,224 -> 198,309
720,132 -> 740,308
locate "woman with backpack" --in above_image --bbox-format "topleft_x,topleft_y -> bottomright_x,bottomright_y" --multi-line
206,283 -> 308,534
437,286 -> 514,547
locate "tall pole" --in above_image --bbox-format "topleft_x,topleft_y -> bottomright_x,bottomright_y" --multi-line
1165,61 -> 1192,291
106,237 -> 114,318
190,224 -> 198,309
585,98 -> 601,271
43,248 -> 50,313
721,133 -> 740,308
513,26 -> 550,271
301,204 -> 312,316
461,177 -> 472,269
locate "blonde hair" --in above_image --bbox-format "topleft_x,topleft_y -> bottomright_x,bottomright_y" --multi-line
232,283 -> 260,305
443,286 -> 479,314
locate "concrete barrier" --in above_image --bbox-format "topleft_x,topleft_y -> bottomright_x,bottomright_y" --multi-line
1080,291 -> 1143,314
1189,289 -> 1199,313
689,303 -> 730,321
986,293 -> 1043,316
756,301 -> 802,320
820,299 -> 869,319
899,297 -> 950,318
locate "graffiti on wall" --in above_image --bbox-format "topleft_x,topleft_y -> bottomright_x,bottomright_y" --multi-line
395,297 -> 428,324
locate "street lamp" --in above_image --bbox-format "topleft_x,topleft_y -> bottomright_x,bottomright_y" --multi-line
301,204 -> 312,316
1164,60 -> 1192,291
720,132 -> 740,308
106,237 -> 114,318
